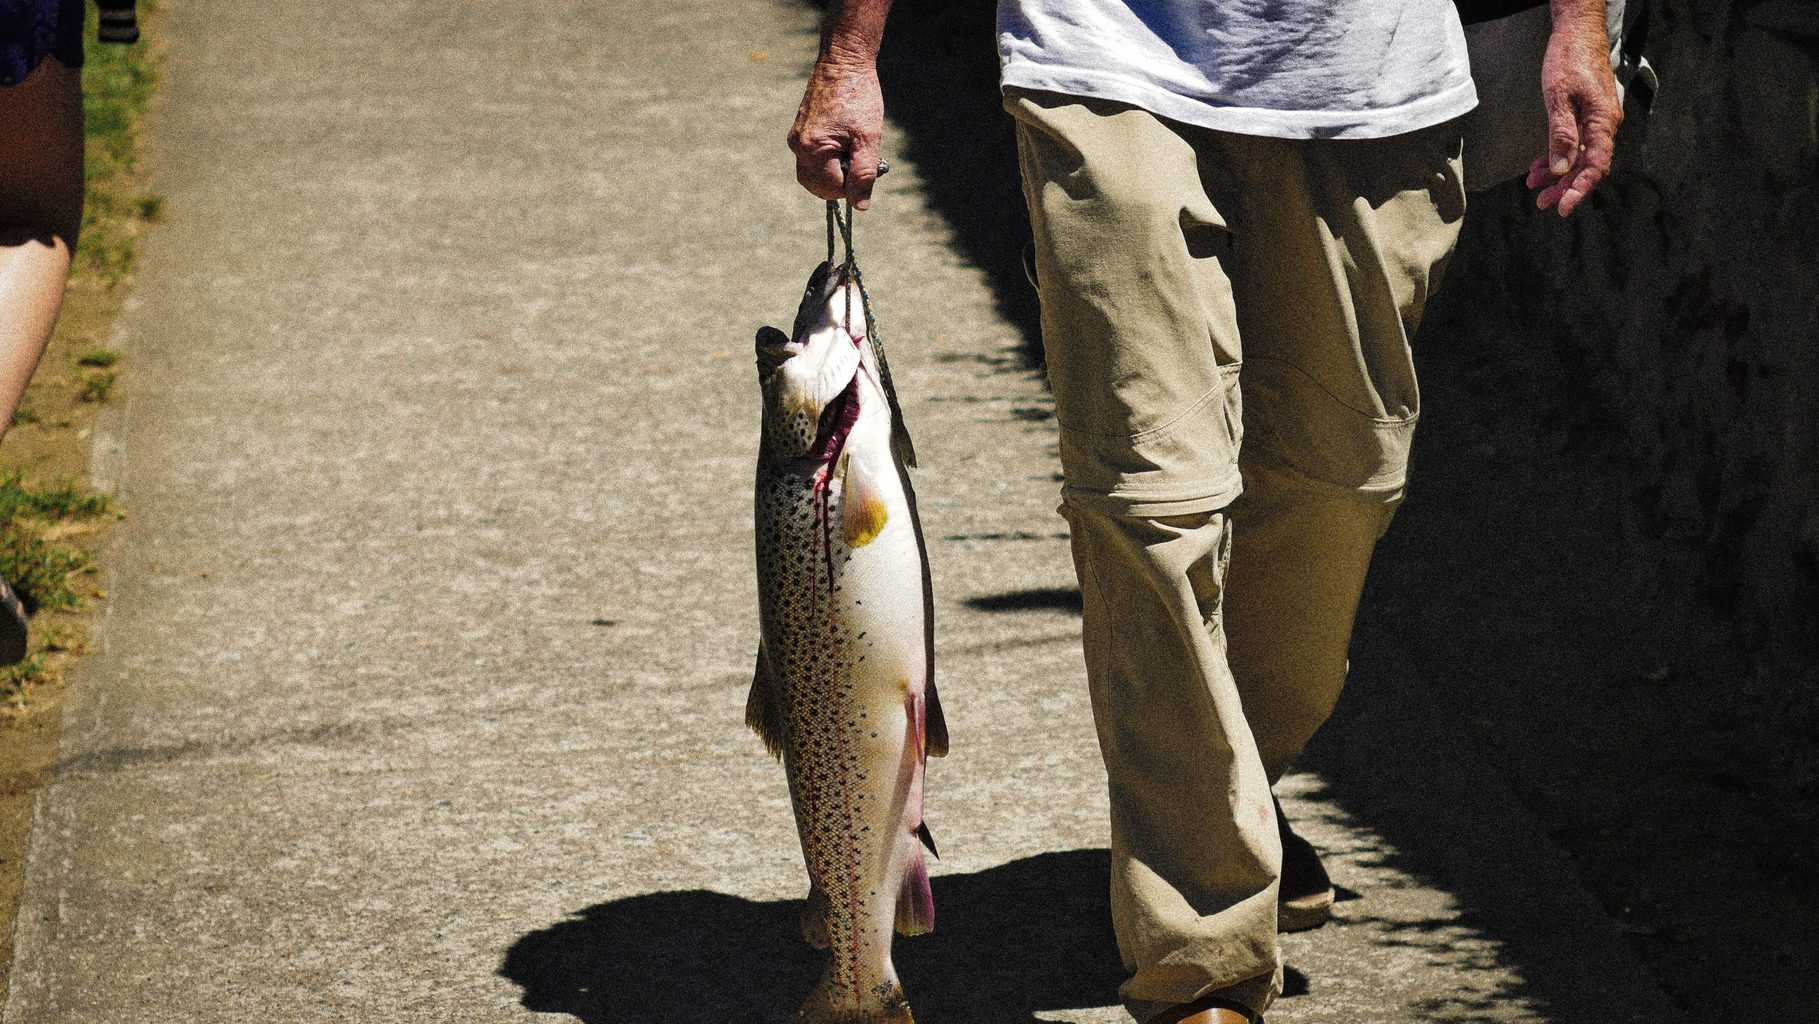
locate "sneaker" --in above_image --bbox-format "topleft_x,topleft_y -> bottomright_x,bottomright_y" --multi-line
1276,796 -> 1335,932
1,579 -> 28,666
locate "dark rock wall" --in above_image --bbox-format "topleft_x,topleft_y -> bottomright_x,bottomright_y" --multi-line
1446,0 -> 1818,768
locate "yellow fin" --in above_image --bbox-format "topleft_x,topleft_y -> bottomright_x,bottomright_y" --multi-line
844,497 -> 889,547
841,454 -> 891,547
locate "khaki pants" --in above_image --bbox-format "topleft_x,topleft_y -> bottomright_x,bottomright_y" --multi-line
1008,89 -> 1466,1021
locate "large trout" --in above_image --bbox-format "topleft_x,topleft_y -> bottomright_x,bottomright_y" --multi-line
749,258 -> 946,1024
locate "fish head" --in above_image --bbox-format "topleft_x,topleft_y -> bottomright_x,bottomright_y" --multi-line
756,264 -> 869,462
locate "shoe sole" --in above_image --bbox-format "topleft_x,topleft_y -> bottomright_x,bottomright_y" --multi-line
1278,888 -> 1335,932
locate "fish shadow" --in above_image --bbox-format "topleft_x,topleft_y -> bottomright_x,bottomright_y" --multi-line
500,849 -> 1126,1023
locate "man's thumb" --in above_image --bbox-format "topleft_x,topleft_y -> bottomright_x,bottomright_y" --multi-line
1547,90 -> 1580,177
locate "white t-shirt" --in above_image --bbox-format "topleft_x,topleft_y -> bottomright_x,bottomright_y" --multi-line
998,0 -> 1478,139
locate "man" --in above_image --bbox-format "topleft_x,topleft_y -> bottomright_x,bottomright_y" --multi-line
788,2 -> 1621,1020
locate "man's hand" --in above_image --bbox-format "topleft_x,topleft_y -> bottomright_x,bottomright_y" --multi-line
788,56 -> 885,210
1526,3 -> 1623,218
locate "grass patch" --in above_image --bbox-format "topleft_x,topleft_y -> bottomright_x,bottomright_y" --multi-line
76,1 -> 164,287
77,371 -> 117,403
0,473 -> 112,522
0,531 -> 88,617
0,656 -> 49,705
0,475 -> 111,617
76,347 -> 120,367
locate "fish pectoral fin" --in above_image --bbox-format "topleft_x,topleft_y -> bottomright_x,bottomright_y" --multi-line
745,645 -> 786,760
924,677 -> 949,759
754,326 -> 791,382
840,452 -> 891,548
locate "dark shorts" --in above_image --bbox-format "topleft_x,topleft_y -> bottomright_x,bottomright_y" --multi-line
0,0 -> 84,88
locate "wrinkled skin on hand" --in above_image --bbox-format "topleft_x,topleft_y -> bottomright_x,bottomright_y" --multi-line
789,57 -> 884,210
1527,16 -> 1623,218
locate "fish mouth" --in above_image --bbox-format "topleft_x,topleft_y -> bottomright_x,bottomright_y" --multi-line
792,261 -> 843,340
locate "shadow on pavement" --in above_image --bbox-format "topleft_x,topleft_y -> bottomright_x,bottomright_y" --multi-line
965,586 -> 1082,614
501,849 -> 1316,1023
500,849 -> 1121,1023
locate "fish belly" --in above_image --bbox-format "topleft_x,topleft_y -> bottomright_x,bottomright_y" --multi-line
755,459 -> 928,1023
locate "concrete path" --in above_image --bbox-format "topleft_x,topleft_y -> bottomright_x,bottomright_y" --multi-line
6,2 -> 1684,1022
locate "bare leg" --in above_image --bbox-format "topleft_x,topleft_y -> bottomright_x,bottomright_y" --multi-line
0,58 -> 85,439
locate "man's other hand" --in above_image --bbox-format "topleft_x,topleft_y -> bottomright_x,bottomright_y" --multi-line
789,57 -> 885,210
1526,10 -> 1623,218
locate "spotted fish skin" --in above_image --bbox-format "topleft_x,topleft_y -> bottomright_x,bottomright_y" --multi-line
750,264 -> 946,1024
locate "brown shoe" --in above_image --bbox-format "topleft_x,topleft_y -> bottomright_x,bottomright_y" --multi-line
1277,796 -> 1335,932
1147,995 -> 1259,1024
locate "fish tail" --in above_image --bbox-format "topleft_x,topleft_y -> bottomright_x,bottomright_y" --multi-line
893,837 -> 935,937
793,976 -> 915,1024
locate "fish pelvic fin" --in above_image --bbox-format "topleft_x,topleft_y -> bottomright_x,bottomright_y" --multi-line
745,645 -> 786,760
905,684 -> 947,764
894,839 -> 935,937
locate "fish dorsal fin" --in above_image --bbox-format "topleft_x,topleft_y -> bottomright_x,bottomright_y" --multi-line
867,322 -> 918,469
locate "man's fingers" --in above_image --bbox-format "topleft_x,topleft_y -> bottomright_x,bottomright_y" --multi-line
1546,91 -> 1581,177
789,141 -> 888,209
1538,107 -> 1616,215
1555,160 -> 1607,217
1535,176 -> 1565,211
845,141 -> 881,210
795,148 -> 847,202
1579,117 -> 1617,179
1526,156 -> 1554,190
1534,157 -> 1575,210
